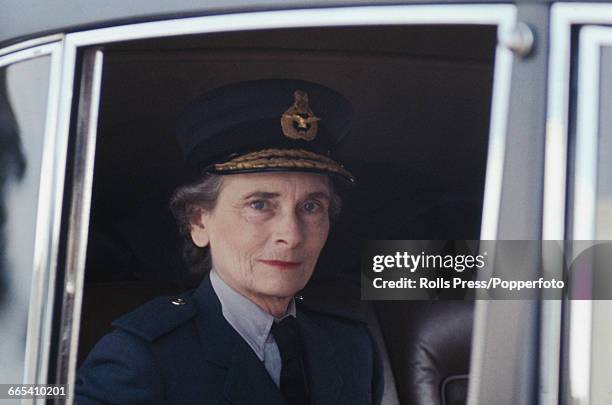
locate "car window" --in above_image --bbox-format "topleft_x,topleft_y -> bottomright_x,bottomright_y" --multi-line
596,44 -> 612,239
0,54 -> 51,384
566,25 -> 612,405
75,24 -> 499,405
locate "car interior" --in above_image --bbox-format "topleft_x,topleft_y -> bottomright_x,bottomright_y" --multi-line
77,24 -> 497,405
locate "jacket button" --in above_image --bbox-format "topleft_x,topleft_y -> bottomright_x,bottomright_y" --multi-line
171,297 -> 186,306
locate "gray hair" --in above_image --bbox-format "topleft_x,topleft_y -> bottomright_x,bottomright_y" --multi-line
169,172 -> 342,274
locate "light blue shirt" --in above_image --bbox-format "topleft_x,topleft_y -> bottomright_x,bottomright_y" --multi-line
209,269 -> 296,387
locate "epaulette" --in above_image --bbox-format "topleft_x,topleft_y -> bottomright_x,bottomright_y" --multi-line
112,292 -> 197,342
296,299 -> 368,324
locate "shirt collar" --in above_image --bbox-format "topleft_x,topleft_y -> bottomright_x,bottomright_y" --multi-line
209,269 -> 296,361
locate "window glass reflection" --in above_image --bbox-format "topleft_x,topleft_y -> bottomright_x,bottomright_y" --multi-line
0,55 -> 50,384
596,48 -> 612,239
586,45 -> 612,405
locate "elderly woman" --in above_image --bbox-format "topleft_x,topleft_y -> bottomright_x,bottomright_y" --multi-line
75,79 -> 383,405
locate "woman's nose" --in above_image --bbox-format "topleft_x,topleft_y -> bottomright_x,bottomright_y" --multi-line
273,209 -> 304,247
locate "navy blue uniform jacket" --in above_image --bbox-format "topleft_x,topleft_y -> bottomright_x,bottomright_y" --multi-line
75,275 -> 384,404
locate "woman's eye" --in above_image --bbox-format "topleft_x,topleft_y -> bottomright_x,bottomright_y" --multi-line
303,201 -> 322,213
249,200 -> 267,210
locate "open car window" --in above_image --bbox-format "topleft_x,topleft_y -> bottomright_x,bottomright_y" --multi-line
0,6 -> 522,404
66,18 -> 508,405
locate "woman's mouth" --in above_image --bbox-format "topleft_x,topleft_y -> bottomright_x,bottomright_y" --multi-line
259,260 -> 302,270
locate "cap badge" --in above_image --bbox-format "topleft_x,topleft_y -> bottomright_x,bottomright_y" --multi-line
281,90 -> 320,141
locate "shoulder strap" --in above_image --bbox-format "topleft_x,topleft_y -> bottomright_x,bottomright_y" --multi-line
112,293 -> 197,342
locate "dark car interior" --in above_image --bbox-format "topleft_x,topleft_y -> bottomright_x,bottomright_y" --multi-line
77,24 -> 496,405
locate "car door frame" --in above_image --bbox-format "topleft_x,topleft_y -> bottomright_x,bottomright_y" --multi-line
1,4 -> 519,404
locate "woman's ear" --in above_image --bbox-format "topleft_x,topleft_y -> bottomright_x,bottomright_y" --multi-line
188,206 -> 210,247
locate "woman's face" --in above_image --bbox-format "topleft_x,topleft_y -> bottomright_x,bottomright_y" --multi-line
190,171 -> 331,302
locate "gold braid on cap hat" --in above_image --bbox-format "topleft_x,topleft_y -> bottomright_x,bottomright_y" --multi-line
213,148 -> 354,181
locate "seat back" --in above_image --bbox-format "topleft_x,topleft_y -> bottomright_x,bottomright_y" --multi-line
374,301 -> 474,405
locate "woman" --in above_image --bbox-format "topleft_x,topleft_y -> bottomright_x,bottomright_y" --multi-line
75,79 -> 383,405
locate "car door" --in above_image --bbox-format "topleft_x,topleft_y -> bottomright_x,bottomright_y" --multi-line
541,5 -> 612,405
0,41 -> 65,401
1,4 -> 522,405
565,21 -> 612,405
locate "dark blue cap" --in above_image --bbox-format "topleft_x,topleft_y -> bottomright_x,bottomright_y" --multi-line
176,79 -> 355,183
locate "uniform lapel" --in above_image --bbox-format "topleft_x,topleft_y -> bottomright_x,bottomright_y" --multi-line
191,275 -> 286,405
297,310 -> 343,405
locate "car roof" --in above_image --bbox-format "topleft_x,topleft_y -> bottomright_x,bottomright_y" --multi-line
1,0 -> 522,47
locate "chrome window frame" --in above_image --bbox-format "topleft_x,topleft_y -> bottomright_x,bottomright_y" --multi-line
545,5 -> 612,405
2,4 -> 517,402
54,48 -> 104,401
0,41 -> 64,396
0,34 -> 64,59
569,25 -> 599,404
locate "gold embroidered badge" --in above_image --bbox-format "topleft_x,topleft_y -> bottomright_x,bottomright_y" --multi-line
280,90 -> 320,141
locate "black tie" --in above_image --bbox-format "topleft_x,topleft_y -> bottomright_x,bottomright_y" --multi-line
271,317 -> 310,405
